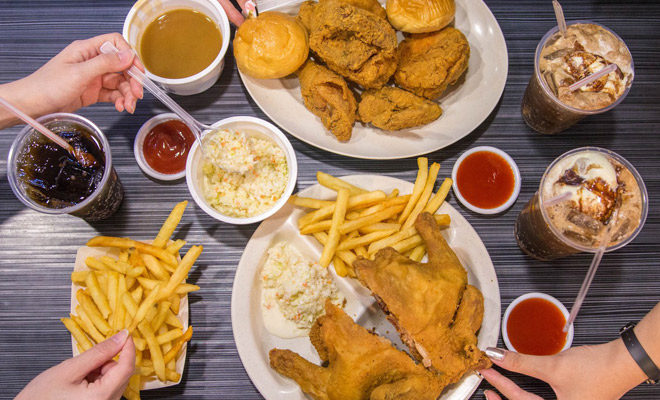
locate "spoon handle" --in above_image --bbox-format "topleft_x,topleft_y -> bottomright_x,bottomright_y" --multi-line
0,96 -> 74,152
99,42 -> 206,141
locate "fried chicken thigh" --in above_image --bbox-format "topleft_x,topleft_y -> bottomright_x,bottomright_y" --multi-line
269,301 -> 447,400
354,212 -> 490,384
358,86 -> 442,130
309,0 -> 398,89
395,27 -> 470,100
299,60 -> 357,141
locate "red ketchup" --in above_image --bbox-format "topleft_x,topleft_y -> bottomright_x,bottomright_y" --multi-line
143,119 -> 195,175
507,298 -> 568,355
456,151 -> 515,209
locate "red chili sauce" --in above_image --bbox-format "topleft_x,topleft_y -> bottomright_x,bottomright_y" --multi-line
456,151 -> 515,209
507,297 -> 567,355
143,119 -> 195,175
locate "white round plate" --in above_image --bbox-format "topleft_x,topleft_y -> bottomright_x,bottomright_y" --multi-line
238,0 -> 508,159
231,175 -> 501,399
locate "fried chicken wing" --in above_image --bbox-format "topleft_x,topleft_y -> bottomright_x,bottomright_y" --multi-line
299,60 -> 357,141
358,86 -> 442,130
309,0 -> 398,89
395,27 -> 470,100
270,301 -> 447,400
354,212 -> 490,384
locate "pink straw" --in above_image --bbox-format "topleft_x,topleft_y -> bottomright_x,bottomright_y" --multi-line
569,64 -> 618,92
552,0 -> 567,36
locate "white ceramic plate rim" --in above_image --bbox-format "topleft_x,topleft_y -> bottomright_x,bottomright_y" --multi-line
451,146 -> 522,214
501,292 -> 574,354
238,0 -> 508,160
231,174 -> 501,400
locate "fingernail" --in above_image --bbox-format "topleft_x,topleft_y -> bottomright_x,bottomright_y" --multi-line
484,389 -> 493,399
111,329 -> 129,345
117,50 -> 133,64
485,347 -> 506,361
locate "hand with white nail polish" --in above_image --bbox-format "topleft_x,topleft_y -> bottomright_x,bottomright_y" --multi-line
0,33 -> 145,129
16,329 -> 135,400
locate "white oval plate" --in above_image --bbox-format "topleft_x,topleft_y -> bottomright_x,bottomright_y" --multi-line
231,174 -> 501,399
238,0 -> 508,159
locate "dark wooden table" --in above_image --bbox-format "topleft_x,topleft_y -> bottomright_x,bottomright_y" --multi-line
1,0 -> 659,398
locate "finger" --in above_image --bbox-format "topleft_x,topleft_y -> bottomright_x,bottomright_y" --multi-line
115,80 -> 136,113
76,51 -> 135,83
484,389 -> 503,400
480,368 -> 543,400
236,0 -> 249,11
216,0 -> 245,26
100,359 -> 117,376
98,88 -> 124,108
102,73 -> 123,90
65,330 -> 130,382
100,335 -> 135,390
115,97 -> 126,113
485,347 -> 550,382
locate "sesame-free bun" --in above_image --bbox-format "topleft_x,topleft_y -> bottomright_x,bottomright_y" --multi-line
386,0 -> 455,33
233,12 -> 309,79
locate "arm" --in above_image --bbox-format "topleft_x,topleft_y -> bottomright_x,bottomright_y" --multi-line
481,302 -> 660,399
0,33 -> 143,130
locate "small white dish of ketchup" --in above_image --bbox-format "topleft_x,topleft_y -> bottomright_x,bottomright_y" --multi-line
451,146 -> 521,214
134,113 -> 196,181
502,292 -> 574,356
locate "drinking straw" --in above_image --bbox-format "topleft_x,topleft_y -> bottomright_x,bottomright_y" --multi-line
543,192 -> 572,207
568,64 -> 619,92
563,207 -> 619,332
553,0 -> 567,36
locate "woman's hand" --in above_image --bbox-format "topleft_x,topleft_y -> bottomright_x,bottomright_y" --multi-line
216,0 -> 251,26
480,343 -> 646,400
16,330 -> 135,400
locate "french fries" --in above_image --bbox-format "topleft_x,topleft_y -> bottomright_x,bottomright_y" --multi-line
62,201 -> 200,399
293,158 -> 453,276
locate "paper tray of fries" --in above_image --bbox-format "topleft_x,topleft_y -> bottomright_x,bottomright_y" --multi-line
70,244 -> 189,390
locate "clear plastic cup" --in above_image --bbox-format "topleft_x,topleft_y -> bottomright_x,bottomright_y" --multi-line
514,147 -> 647,260
521,21 -> 634,134
7,113 -> 124,221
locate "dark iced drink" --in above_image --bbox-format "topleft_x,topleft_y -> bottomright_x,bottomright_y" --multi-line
515,147 -> 647,260
522,22 -> 634,134
8,113 -> 123,221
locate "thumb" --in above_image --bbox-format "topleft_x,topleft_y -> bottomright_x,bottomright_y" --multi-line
485,347 -> 552,382
66,329 -> 130,382
77,50 -> 134,80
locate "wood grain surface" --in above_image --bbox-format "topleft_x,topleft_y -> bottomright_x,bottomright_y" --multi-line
0,0 -> 659,398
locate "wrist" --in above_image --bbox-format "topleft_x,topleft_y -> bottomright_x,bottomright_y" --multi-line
0,77 -> 52,129
606,336 -> 648,393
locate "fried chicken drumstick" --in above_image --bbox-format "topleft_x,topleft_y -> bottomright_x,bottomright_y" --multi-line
269,301 -> 447,400
354,212 -> 490,384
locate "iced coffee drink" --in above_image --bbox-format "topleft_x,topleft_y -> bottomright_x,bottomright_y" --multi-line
515,147 -> 647,261
522,22 -> 634,134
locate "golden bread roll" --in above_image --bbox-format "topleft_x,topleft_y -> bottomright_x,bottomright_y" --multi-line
233,11 -> 309,79
386,0 -> 455,33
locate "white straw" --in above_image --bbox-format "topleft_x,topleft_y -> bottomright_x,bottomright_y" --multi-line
543,191 -> 572,207
568,64 -> 618,92
553,0 -> 567,36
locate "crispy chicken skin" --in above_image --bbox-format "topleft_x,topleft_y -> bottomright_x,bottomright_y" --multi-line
297,1 -> 316,33
299,60 -> 357,141
395,27 -> 470,100
309,0 -> 398,89
358,86 -> 442,130
269,301 -> 448,400
354,212 -> 490,384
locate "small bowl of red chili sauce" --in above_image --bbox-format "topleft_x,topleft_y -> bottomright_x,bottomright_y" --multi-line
134,113 -> 196,181
502,292 -> 574,356
451,146 -> 521,214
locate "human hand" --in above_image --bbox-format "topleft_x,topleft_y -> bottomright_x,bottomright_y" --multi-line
216,0 -> 251,26
480,344 -> 646,400
16,329 -> 135,400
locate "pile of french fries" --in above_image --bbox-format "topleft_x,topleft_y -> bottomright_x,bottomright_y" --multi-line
62,201 -> 201,400
289,157 -> 452,277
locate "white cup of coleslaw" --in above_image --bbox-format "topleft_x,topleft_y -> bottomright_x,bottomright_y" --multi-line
185,116 -> 297,225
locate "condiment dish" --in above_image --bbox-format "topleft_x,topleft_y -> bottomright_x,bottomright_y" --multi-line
451,146 -> 521,215
502,292 -> 574,354
186,116 -> 298,225
123,0 -> 230,96
135,113 -> 189,181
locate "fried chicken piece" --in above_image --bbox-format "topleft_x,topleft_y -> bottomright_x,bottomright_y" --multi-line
309,0 -> 398,89
354,212 -> 490,384
395,27 -> 470,100
297,1 -> 316,33
270,301 -> 448,400
358,86 -> 442,130
299,60 -> 357,141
